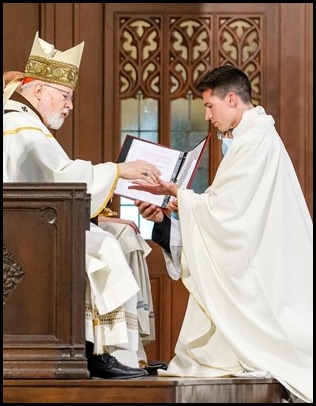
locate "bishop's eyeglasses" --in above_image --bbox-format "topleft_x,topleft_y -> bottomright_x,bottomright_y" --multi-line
43,83 -> 73,102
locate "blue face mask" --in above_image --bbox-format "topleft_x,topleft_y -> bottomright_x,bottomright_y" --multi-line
221,138 -> 233,156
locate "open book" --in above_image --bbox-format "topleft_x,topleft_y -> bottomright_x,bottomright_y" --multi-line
114,133 -> 211,207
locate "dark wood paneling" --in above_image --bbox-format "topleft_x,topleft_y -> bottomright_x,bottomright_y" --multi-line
279,3 -> 313,216
3,4 -> 40,72
3,183 -> 90,379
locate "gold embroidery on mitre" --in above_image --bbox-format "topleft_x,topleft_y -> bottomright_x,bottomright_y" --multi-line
23,32 -> 84,90
25,56 -> 79,90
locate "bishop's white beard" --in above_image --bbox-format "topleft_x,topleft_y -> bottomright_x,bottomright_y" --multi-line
45,112 -> 65,130
41,105 -> 66,130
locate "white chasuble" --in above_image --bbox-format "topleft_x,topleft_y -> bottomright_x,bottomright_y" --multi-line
158,107 -> 313,403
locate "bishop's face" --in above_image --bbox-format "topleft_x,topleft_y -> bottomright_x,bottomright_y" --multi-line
39,83 -> 73,130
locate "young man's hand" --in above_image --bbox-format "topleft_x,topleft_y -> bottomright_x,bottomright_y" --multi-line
129,179 -> 178,197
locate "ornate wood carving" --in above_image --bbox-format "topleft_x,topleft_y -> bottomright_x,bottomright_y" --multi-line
119,17 -> 162,98
118,14 -> 262,104
3,243 -> 25,305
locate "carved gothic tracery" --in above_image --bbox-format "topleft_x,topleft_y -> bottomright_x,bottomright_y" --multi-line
118,14 -> 262,104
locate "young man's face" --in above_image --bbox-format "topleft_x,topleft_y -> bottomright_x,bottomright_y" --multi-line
202,89 -> 236,134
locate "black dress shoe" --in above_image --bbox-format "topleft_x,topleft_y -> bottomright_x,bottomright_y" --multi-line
140,360 -> 168,375
88,353 -> 148,379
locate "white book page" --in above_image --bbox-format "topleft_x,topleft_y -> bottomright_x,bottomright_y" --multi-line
114,138 -> 181,206
176,138 -> 207,187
